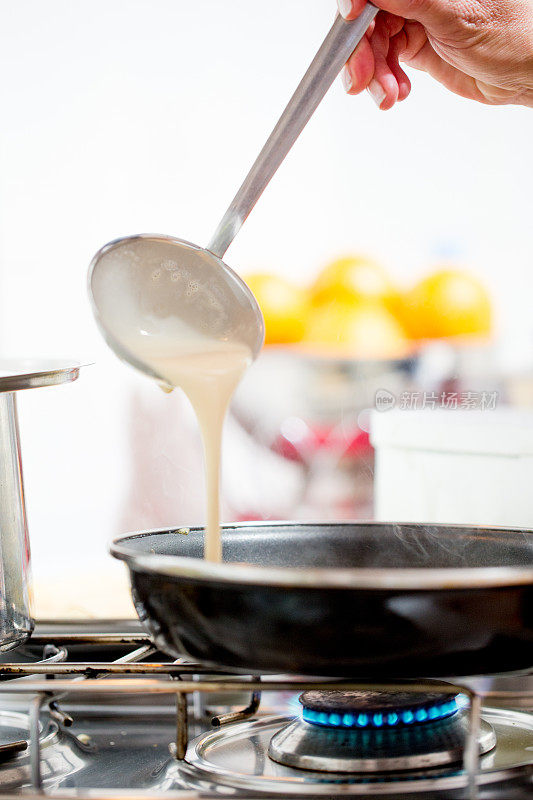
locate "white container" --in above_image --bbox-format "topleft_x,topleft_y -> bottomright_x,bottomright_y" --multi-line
370,407 -> 533,528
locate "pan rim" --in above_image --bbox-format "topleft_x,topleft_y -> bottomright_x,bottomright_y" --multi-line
110,520 -> 533,590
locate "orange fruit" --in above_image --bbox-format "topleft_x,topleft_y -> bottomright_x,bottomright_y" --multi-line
303,299 -> 410,360
310,255 -> 398,310
401,268 -> 492,340
244,273 -> 308,345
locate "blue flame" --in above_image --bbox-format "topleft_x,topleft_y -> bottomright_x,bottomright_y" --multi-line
302,697 -> 458,729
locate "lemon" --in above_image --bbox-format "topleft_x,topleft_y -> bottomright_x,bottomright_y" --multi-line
401,268 -> 492,340
303,300 -> 410,359
311,255 -> 398,310
244,273 -> 308,345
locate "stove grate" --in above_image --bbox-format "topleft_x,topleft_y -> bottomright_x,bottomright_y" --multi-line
0,631 -> 530,799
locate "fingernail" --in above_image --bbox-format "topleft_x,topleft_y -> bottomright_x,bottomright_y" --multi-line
368,79 -> 386,108
337,0 -> 353,19
342,67 -> 353,93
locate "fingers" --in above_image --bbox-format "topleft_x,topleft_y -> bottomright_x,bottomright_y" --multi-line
398,19 -> 428,63
338,2 -> 507,107
368,14 -> 400,109
337,0 -> 368,19
337,0 -> 451,28
388,30 -> 411,101
375,12 -> 410,103
343,34 -> 375,95
344,12 -> 408,109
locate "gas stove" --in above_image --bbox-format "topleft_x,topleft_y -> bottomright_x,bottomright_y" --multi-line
0,625 -> 530,799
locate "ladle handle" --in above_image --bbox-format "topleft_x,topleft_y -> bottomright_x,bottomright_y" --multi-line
208,4 -> 378,260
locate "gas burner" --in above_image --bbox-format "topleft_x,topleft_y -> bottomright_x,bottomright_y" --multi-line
180,708 -> 533,796
0,710 -> 72,791
268,689 -> 496,773
0,710 -> 57,757
300,689 -> 459,729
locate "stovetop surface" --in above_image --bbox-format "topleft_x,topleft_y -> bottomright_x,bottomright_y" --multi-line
0,621 -> 529,800
0,702 -> 530,799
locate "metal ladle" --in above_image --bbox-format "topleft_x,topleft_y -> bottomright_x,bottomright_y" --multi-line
88,6 -> 378,374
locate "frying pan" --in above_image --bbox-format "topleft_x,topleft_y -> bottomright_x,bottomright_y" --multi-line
111,522 -> 533,677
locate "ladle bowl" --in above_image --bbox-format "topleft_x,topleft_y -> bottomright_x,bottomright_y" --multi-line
88,234 -> 264,385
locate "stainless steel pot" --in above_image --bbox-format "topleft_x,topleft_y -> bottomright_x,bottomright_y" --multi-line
0,360 -> 81,651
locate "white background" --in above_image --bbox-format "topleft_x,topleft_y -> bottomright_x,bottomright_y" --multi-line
0,1 -> 531,605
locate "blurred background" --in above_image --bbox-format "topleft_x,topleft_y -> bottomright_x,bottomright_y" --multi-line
0,0 -> 531,616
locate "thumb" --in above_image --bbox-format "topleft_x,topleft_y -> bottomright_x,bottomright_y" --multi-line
338,0 -> 453,28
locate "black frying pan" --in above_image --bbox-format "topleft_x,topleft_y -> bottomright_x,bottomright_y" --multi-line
111,522 -> 533,677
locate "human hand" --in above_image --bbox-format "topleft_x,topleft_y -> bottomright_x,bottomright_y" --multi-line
338,0 -> 533,108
